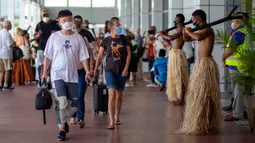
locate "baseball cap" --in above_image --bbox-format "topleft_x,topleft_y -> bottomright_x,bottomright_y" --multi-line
41,9 -> 48,17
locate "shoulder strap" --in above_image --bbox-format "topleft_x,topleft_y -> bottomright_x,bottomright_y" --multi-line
92,28 -> 96,37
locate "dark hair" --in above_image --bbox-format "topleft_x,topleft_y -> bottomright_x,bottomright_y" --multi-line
148,30 -> 155,35
74,15 -> 83,21
111,17 -> 119,21
104,20 -> 110,34
58,10 -> 72,18
192,9 -> 207,21
73,21 -> 82,28
159,49 -> 166,57
176,13 -> 185,23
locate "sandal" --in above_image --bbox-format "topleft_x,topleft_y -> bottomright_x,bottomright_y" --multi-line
108,125 -> 115,130
115,120 -> 121,125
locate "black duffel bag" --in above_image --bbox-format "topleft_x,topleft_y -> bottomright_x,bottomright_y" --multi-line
35,80 -> 53,124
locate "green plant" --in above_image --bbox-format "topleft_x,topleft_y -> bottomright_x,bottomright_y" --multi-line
216,1 -> 255,95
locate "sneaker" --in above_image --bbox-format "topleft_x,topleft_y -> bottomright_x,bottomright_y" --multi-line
57,131 -> 67,141
146,83 -> 158,88
125,83 -> 131,87
64,122 -> 69,133
78,120 -> 85,128
2,87 -> 15,91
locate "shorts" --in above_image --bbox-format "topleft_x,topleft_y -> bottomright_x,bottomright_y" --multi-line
0,59 -> 12,71
36,50 -> 44,67
105,72 -> 127,92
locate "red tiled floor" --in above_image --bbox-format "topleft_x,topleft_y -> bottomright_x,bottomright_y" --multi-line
0,83 -> 254,143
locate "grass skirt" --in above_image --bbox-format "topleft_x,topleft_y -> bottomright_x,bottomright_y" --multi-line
166,49 -> 189,102
178,57 -> 221,135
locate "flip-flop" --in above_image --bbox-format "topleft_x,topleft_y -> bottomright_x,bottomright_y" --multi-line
108,125 -> 115,130
115,121 -> 121,125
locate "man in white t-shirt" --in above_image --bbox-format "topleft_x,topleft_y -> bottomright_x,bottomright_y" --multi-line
0,20 -> 14,90
41,10 -> 90,141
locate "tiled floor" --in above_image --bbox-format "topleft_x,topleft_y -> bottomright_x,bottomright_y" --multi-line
0,83 -> 254,143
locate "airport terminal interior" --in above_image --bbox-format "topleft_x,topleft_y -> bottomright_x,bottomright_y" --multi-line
0,0 -> 255,142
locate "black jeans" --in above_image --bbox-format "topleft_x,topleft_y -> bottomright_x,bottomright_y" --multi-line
148,56 -> 155,84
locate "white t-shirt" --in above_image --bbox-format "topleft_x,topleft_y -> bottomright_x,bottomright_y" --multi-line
183,42 -> 194,59
44,31 -> 90,83
153,40 -> 164,58
0,29 -> 13,59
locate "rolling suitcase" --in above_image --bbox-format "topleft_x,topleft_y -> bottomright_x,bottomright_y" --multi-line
93,84 -> 108,115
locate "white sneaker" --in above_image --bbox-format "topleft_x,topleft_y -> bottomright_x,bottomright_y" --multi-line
125,83 -> 131,87
146,83 -> 158,88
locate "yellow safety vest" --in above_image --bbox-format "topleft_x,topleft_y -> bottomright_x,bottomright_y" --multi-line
225,27 -> 248,70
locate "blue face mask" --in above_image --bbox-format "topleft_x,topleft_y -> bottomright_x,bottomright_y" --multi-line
72,29 -> 78,33
115,26 -> 122,35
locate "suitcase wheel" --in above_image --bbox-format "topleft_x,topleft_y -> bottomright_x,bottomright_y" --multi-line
94,110 -> 99,115
250,128 -> 254,132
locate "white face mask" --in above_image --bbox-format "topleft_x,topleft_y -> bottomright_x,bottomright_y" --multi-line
231,23 -> 235,30
61,21 -> 73,30
43,17 -> 50,23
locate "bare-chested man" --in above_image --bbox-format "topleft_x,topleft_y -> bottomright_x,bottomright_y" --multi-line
159,14 -> 189,105
178,9 -> 221,135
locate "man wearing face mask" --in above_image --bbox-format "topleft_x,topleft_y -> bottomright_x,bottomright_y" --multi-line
222,12 -> 248,122
178,9 -> 221,135
34,9 -> 60,86
159,13 -> 189,105
41,10 -> 90,141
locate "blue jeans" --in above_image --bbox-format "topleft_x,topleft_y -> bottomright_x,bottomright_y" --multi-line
148,56 -> 155,84
72,69 -> 88,121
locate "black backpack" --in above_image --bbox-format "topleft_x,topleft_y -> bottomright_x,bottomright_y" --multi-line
35,81 -> 53,124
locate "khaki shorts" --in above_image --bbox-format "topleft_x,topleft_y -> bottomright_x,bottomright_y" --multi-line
0,59 -> 12,72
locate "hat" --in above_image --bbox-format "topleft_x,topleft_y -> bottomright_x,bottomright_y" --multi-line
41,9 -> 48,17
84,20 -> 89,24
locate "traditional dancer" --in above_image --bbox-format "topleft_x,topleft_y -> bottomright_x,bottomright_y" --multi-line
159,14 -> 189,105
178,9 -> 221,135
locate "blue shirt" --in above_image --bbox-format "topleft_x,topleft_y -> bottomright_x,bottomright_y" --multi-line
228,26 -> 245,71
153,57 -> 168,84
104,26 -> 126,38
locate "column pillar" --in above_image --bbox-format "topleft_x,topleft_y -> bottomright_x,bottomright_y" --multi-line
119,0 -> 125,25
131,0 -> 139,32
168,0 -> 183,27
8,0 -> 14,35
151,0 -> 163,30
124,0 -> 132,28
19,0 -> 25,29
140,0 -> 149,34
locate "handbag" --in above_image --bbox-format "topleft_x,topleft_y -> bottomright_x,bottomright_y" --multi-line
13,47 -> 24,63
35,81 -> 53,124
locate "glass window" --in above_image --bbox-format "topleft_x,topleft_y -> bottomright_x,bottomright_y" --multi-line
0,0 -> 8,21
92,0 -> 115,7
44,0 -> 67,7
69,0 -> 91,7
